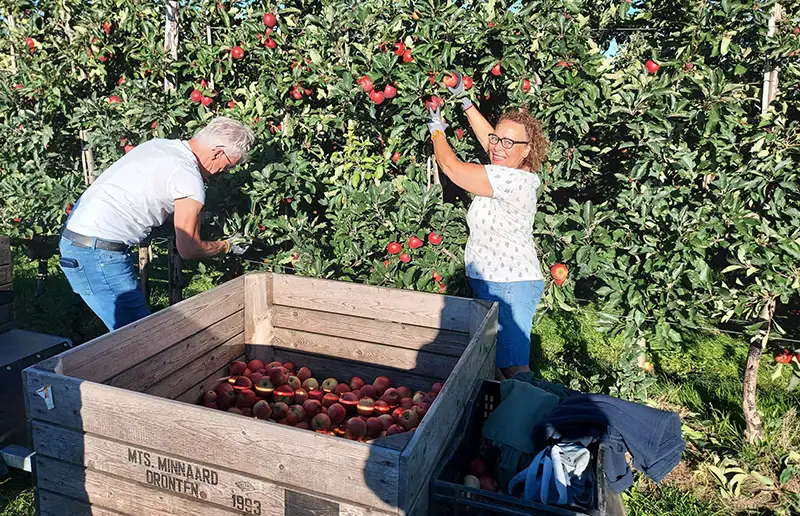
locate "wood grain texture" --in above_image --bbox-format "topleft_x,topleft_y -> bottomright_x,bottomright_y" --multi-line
0,302 -> 12,325
36,456 -> 242,516
38,489 -> 129,516
26,368 -> 401,510
174,354 -> 244,404
33,421 -> 283,516
0,282 -> 11,291
0,265 -> 11,285
272,275 -> 472,332
272,348 -> 437,393
33,421 -> 398,516
58,277 -> 244,382
272,328 -> 459,379
272,306 -> 472,356
145,333 -> 244,399
0,240 -> 10,266
397,302 -> 498,510
107,312 -> 243,392
244,272 -> 273,364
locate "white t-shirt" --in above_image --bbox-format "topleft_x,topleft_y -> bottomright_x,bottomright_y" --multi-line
67,139 -> 205,245
465,165 -> 543,282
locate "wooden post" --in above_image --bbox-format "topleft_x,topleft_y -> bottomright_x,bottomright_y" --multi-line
167,237 -> 182,305
761,3 -> 783,112
6,13 -> 17,74
743,2 -> 782,445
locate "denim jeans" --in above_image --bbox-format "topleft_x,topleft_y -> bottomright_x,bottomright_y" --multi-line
470,278 -> 545,368
58,237 -> 150,331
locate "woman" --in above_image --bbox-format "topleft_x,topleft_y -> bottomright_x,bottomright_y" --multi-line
428,72 -> 549,379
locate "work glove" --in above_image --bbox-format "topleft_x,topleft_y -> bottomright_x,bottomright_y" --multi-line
223,233 -> 249,256
427,105 -> 449,136
446,71 -> 473,111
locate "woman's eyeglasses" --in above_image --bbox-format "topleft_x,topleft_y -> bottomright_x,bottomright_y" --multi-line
488,133 -> 529,150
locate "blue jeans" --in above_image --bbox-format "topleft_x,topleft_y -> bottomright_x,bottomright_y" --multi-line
58,237 -> 150,331
470,278 -> 545,369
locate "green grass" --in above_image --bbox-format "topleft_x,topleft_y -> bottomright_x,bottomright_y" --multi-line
0,472 -> 33,516
3,251 -> 799,515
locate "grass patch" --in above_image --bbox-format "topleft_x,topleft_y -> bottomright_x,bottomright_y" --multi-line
0,472 -> 33,516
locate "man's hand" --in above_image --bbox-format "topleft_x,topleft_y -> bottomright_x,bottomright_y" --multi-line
223,233 -> 249,256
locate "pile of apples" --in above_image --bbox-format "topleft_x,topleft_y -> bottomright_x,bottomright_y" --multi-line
200,359 -> 441,442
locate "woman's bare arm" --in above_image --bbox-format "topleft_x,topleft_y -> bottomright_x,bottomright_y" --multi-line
431,133 -> 493,197
464,105 -> 495,152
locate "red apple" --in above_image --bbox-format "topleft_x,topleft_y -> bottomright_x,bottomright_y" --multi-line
386,424 -> 405,436
399,253 -> 411,263
427,232 -> 443,245
383,84 -> 397,99
341,392 -> 360,412
463,75 -> 473,90
297,367 -> 313,382
408,236 -> 423,249
491,62 -> 501,76
443,73 -> 459,88
431,382 -> 444,394
233,376 -> 252,391
270,367 -> 290,386
253,400 -> 272,420
357,397 -> 375,417
294,389 -> 309,405
402,49 -> 413,62
231,45 -> 245,59
201,96 -> 213,107
361,384 -> 378,399
303,399 -> 323,418
521,78 -> 531,93
378,414 -> 394,430
236,389 -> 257,409
202,391 -> 217,404
247,359 -> 265,372
346,417 -> 367,440
322,392 -> 340,408
359,75 -> 374,92
381,388 -> 400,407
392,152 -> 401,163
302,378 -> 319,391
287,405 -> 306,425
254,377 -> 275,397
374,400 -> 391,414
334,383 -> 351,396
369,90 -> 385,105
397,409 -> 420,430
645,59 -> 660,74
328,403 -> 347,424
366,417 -> 384,438
271,402 -> 289,421
273,384 -> 295,405
287,376 -> 302,390
387,242 -> 402,255
264,37 -> 276,49
470,457 -> 487,476
311,413 -> 332,432
308,388 -> 324,402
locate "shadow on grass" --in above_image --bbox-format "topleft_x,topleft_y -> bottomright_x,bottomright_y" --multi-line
0,470 -> 34,516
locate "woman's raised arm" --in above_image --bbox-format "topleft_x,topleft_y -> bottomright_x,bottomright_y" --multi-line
446,71 -> 494,152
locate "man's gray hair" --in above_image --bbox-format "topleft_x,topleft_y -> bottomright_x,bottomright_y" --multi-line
193,117 -> 256,162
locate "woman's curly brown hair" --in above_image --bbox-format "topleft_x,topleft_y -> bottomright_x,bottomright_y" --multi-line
498,110 -> 549,172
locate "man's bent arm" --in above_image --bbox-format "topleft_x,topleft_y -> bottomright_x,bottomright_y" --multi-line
173,198 -> 228,259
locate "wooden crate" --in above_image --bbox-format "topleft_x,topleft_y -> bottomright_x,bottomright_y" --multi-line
25,271 -> 498,516
0,236 -> 12,333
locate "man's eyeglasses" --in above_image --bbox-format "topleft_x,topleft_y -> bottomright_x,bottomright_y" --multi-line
488,133 -> 529,150
216,146 -> 235,171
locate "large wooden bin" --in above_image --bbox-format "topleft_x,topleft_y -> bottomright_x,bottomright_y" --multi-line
25,272 -> 498,516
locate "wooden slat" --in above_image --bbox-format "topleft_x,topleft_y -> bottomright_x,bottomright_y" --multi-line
39,489 -> 129,516
57,276 -> 244,382
145,333 -> 244,399
0,282 -> 11,290
272,275 -> 472,332
174,354 -> 244,403
0,321 -> 13,334
25,368 -> 401,510
107,311 -> 243,392
273,306 -> 472,357
0,302 -> 12,325
244,272 -> 273,364
36,456 -> 242,516
273,328 -> 459,379
32,421 -> 394,516
34,421 -> 284,516
0,239 -> 10,266
397,301 -> 498,510
0,265 -> 11,285
273,348 -> 439,393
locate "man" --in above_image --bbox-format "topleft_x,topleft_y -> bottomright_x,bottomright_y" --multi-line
58,116 -> 255,331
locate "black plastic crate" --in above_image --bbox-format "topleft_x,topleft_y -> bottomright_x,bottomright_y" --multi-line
430,380 -> 626,516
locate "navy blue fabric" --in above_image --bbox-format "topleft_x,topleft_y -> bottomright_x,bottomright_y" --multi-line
533,394 -> 685,493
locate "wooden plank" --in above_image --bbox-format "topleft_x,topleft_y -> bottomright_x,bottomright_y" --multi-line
397,303 -> 498,510
273,348 -> 439,393
272,306 -> 471,357
33,421 -> 284,516
107,311 -> 243,392
58,276 -> 244,382
244,272 -> 273,364
0,302 -> 12,325
39,489 -> 129,516
0,241 -> 10,266
0,282 -> 11,290
25,368 -> 402,510
174,354 -> 244,403
32,421 -> 396,516
145,333 -> 244,399
272,274 -> 473,332
273,328 -> 459,380
36,456 -> 242,516
0,265 -> 11,285
0,321 -> 13,334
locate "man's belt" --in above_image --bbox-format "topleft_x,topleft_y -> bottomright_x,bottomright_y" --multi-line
61,228 -> 131,252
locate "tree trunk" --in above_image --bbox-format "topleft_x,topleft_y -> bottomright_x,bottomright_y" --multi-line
743,338 -> 765,444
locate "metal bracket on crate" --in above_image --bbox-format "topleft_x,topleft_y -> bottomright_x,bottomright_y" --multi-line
1,445 -> 35,474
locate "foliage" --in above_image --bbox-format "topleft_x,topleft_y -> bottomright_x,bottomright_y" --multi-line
1,0 -> 800,403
